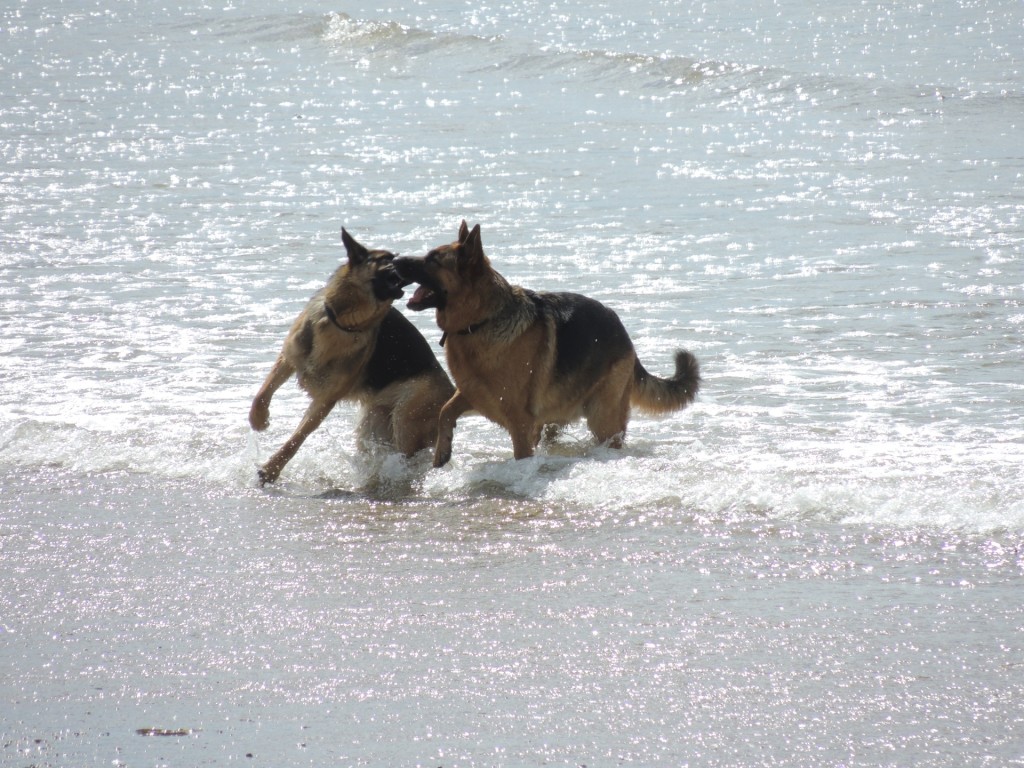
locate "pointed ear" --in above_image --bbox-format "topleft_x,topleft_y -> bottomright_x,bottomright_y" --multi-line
458,220 -> 470,243
461,224 -> 485,270
341,227 -> 368,266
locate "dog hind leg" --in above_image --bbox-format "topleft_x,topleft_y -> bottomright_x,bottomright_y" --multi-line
356,404 -> 394,454
586,398 -> 629,449
391,387 -> 445,457
584,359 -> 633,449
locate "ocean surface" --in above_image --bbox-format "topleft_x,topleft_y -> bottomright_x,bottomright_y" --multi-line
2,0 -> 1023,765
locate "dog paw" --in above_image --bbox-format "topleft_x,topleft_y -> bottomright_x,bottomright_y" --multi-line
257,467 -> 277,486
249,407 -> 270,431
432,449 -> 451,468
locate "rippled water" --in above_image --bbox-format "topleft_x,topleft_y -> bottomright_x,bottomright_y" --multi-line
2,0 -> 1023,765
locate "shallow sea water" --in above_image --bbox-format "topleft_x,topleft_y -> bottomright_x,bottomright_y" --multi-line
2,0 -> 1023,765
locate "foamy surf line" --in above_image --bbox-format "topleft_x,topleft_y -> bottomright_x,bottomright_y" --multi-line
3,409 -> 1019,533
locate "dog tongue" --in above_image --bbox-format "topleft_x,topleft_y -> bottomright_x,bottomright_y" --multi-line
411,285 -> 433,305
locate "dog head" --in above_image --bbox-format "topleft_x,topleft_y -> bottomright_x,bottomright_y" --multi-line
393,221 -> 490,313
322,228 -> 405,329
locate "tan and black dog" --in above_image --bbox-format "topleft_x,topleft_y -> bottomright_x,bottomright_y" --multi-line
249,228 -> 454,484
393,221 -> 700,467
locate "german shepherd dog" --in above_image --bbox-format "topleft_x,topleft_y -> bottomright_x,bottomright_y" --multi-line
249,229 -> 454,485
393,221 -> 700,467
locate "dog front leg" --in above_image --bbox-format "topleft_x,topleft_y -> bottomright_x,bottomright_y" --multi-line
249,354 -> 295,431
434,390 -> 473,468
258,398 -> 336,485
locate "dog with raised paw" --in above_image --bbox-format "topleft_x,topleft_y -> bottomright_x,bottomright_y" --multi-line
249,229 -> 454,484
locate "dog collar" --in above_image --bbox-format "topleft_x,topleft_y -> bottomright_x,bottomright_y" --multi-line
324,303 -> 363,334
439,319 -> 489,347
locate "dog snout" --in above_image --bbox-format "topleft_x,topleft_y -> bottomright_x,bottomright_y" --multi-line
392,256 -> 418,281
383,263 -> 408,289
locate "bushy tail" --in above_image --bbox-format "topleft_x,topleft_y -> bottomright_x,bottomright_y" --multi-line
631,350 -> 701,414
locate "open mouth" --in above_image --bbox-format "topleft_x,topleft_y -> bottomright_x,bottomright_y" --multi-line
383,268 -> 406,300
374,264 -> 407,301
394,257 -> 446,311
407,284 -> 442,311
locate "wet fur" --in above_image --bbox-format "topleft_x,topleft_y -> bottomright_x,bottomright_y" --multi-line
393,221 -> 700,467
249,229 -> 454,484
